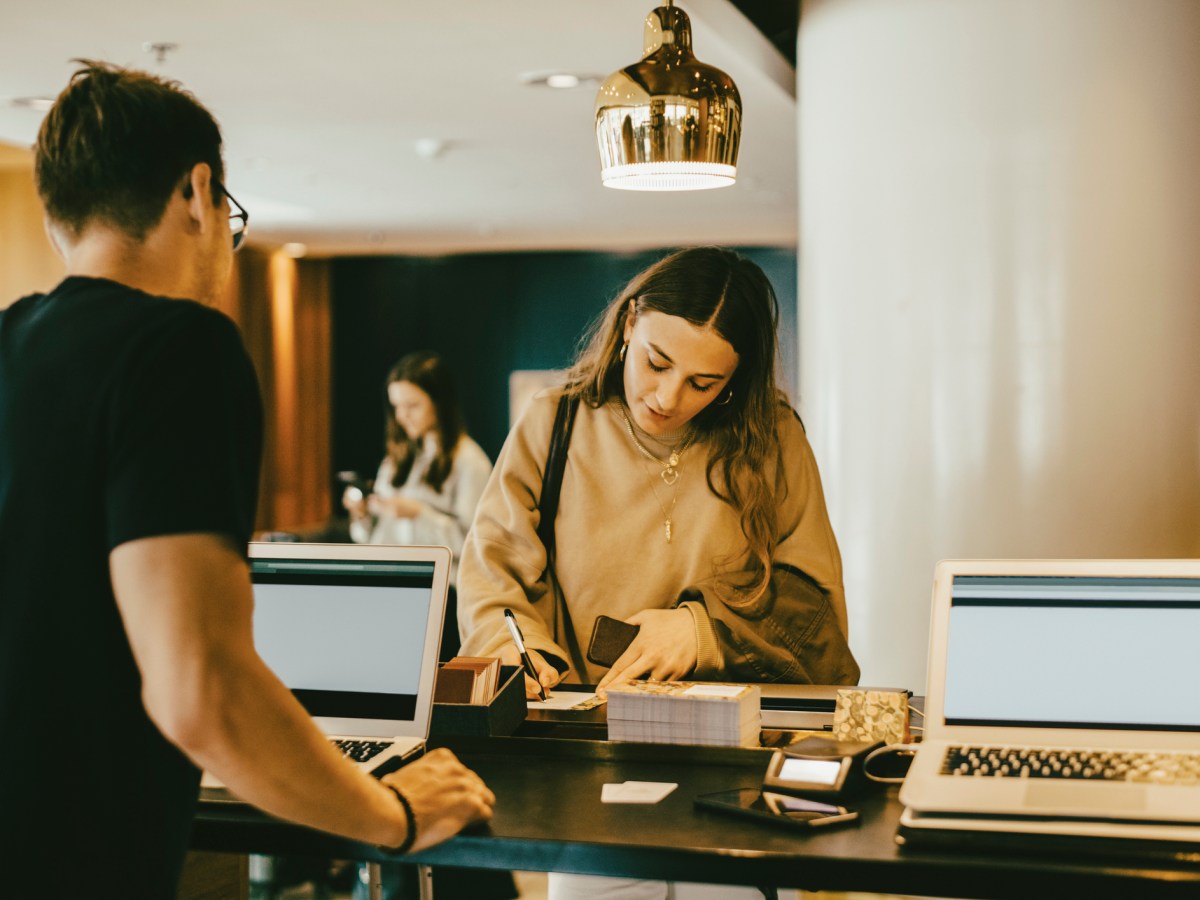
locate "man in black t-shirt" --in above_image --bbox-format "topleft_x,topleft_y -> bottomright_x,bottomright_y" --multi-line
0,62 -> 493,898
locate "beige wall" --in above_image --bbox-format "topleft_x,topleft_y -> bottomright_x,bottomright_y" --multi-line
0,144 -> 64,306
798,0 -> 1200,689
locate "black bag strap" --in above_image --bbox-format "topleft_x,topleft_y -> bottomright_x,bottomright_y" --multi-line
536,393 -> 580,555
536,393 -> 585,674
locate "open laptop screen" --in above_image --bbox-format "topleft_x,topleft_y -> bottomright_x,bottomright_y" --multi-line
250,556 -> 435,722
944,575 -> 1200,732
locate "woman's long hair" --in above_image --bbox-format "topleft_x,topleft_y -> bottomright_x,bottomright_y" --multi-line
562,247 -> 787,606
384,351 -> 465,493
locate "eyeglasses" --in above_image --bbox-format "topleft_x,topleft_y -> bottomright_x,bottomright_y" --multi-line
216,180 -> 249,251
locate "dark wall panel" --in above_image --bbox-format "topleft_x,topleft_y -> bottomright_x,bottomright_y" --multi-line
331,247 -> 797,485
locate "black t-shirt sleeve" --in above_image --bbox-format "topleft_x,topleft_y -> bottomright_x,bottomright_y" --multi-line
105,305 -> 263,551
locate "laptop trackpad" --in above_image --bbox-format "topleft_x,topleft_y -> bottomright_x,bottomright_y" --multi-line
1024,781 -> 1146,812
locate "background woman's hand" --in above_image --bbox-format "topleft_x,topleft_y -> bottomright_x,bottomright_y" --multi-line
342,486 -> 369,519
368,494 -> 423,519
380,748 -> 494,852
498,643 -> 562,700
596,607 -> 697,696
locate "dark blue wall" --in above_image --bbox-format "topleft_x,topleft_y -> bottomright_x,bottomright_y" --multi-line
331,247 -> 797,480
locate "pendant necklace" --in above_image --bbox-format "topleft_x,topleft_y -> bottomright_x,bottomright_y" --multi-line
620,407 -> 696,543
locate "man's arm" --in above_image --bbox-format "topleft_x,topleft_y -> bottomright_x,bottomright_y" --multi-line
110,532 -> 493,851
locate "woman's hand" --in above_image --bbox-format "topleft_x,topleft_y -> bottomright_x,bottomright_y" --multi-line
596,608 -> 697,697
342,486 -> 369,519
498,643 -> 562,700
367,494 -> 423,519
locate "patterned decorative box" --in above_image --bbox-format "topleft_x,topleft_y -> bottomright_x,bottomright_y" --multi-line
832,689 -> 910,744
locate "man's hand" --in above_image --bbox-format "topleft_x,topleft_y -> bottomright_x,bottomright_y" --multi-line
498,644 -> 562,700
596,608 -> 697,696
381,748 -> 495,852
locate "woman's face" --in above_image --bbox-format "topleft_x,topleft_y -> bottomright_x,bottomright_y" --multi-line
622,308 -> 738,437
388,380 -> 437,440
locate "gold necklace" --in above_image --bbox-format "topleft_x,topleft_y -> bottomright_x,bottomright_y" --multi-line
644,473 -> 677,544
620,407 -> 696,542
620,408 -> 695,486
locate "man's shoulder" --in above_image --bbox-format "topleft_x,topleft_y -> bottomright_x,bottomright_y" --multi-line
2,289 -> 46,313
152,298 -> 240,344
31,276 -> 238,342
109,290 -> 243,362
115,284 -> 235,332
3,279 -> 243,382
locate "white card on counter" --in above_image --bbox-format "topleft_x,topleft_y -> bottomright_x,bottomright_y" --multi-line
528,691 -> 604,711
601,781 -> 679,804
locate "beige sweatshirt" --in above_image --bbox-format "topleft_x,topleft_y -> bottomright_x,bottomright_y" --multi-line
457,390 -> 852,685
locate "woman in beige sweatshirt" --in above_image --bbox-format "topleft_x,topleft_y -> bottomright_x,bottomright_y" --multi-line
458,247 -> 859,698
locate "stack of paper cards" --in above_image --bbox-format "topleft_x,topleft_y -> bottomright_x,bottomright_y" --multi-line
434,656 -> 501,704
606,681 -> 761,748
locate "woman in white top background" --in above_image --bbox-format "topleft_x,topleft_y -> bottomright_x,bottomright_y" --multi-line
344,350 -> 492,660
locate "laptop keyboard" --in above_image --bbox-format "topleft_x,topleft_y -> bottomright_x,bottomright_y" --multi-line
942,746 -> 1200,784
333,739 -> 393,764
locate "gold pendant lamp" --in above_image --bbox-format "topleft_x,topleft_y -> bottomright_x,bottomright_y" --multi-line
595,0 -> 742,191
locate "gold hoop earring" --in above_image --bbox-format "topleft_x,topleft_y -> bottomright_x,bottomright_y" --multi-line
717,387 -> 733,406
619,342 -> 628,363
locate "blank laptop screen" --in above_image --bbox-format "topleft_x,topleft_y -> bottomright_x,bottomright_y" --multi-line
944,575 -> 1200,731
250,556 -> 435,722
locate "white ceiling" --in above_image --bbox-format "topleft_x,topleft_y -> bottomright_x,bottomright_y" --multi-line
0,1 -> 798,256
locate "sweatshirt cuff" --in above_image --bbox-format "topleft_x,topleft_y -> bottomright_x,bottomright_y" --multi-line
679,600 -> 724,679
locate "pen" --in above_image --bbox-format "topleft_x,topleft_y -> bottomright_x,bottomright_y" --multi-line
503,608 -> 547,701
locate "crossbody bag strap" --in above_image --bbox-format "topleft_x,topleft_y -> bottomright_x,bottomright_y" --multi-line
537,393 -> 586,675
536,393 -> 579,554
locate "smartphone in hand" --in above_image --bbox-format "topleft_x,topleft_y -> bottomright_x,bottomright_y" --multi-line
587,615 -> 640,667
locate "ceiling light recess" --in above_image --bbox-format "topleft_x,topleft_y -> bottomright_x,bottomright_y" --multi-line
10,96 -> 54,112
595,0 -> 741,191
519,71 -> 598,89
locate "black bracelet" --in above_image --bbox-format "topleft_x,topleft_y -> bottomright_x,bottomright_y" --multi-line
382,784 -> 417,854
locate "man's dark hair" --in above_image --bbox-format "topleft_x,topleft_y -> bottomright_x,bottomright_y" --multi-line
34,60 -> 225,240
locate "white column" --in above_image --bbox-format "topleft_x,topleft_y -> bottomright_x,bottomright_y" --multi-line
798,0 -> 1200,689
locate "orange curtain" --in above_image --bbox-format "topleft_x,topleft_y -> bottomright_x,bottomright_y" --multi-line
220,249 -> 332,535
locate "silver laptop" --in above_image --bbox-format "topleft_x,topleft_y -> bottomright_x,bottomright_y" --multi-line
899,559 -> 1200,841
202,542 -> 451,794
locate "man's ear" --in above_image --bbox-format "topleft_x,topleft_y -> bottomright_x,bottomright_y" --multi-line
182,162 -> 216,230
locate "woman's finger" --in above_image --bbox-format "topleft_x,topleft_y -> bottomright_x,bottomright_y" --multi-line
598,650 -> 649,693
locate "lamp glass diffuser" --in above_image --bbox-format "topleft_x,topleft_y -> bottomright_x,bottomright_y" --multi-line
595,2 -> 741,191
